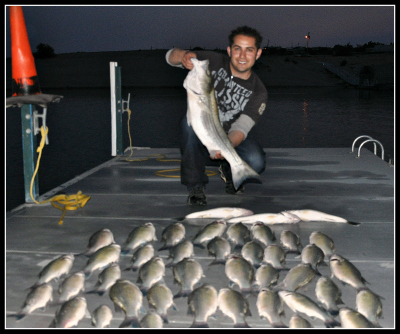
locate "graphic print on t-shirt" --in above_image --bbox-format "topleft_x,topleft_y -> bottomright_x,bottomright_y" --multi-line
212,68 -> 252,125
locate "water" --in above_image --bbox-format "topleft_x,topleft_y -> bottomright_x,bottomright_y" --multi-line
6,86 -> 394,212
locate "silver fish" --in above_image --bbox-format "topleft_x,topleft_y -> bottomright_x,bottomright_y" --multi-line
309,231 -> 336,258
207,236 -> 231,265
91,304 -> 113,328
254,264 -> 280,290
226,222 -> 251,250
165,239 -> 194,267
356,289 -> 384,327
147,282 -> 177,324
49,296 -> 88,328
187,284 -> 218,328
184,57 -> 261,190
280,230 -> 302,254
122,222 -> 157,254
87,263 -> 121,296
251,222 -> 276,247
12,283 -> 53,320
140,310 -> 164,328
83,244 -> 121,278
241,240 -> 264,268
57,271 -> 85,303
137,257 -> 165,295
329,253 -> 369,291
284,209 -> 359,225
300,244 -> 326,274
184,207 -> 253,219
315,276 -> 344,317
109,279 -> 146,328
256,288 -> 287,328
225,254 -> 255,294
289,314 -> 314,328
278,291 -> 341,328
276,263 -> 316,291
34,254 -> 75,287
173,258 -> 204,298
80,228 -> 115,256
228,212 -> 301,224
217,288 -> 252,328
158,222 -> 185,251
125,244 -> 155,271
192,220 -> 227,248
263,244 -> 288,270
339,307 -> 375,328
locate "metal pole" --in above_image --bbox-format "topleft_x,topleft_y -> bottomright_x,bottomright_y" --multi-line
110,62 -> 123,156
21,103 -> 39,202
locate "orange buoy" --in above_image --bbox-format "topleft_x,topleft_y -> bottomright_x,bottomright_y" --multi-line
10,6 -> 41,96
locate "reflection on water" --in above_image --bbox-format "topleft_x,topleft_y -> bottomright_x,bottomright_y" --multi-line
6,86 -> 394,211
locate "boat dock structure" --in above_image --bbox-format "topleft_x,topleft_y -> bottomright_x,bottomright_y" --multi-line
6,146 -> 394,328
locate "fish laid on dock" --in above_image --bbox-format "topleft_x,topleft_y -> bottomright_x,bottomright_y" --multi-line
284,209 -> 360,225
227,212 -> 301,224
181,207 -> 253,220
183,58 -> 261,190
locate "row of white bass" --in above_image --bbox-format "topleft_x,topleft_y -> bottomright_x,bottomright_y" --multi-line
10,219 -> 382,328
182,218 -> 384,328
182,207 -> 360,225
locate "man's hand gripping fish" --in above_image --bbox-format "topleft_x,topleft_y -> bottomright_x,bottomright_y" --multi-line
183,58 -> 261,191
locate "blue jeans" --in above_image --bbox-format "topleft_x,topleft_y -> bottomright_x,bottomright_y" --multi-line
179,115 -> 266,190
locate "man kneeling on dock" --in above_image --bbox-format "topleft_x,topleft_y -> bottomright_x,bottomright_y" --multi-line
166,26 -> 268,205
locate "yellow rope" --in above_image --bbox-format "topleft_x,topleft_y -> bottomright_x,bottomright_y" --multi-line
30,126 -> 91,225
123,108 -> 217,178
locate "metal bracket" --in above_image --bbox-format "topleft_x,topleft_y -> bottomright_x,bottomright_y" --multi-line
122,93 -> 131,114
33,106 -> 49,144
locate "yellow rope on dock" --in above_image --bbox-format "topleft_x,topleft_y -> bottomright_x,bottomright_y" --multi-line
123,108 -> 217,178
30,126 -> 91,225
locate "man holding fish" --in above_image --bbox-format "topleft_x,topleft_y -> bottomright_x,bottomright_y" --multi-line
166,26 -> 268,205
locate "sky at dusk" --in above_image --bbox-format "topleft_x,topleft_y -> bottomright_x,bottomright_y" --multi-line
5,5 -> 395,57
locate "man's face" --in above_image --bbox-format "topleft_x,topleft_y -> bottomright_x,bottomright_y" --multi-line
227,34 -> 262,79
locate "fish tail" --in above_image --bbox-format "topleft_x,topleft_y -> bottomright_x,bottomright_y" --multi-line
7,313 -> 26,321
347,221 -> 360,226
160,314 -> 169,324
173,289 -> 191,299
324,318 -> 341,328
231,161 -> 262,191
119,316 -> 140,328
272,322 -> 289,328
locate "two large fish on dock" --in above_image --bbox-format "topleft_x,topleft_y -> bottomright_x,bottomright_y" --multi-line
184,58 -> 261,191
182,207 -> 359,225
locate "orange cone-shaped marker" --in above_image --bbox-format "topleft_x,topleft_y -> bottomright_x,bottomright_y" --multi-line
10,6 -> 41,96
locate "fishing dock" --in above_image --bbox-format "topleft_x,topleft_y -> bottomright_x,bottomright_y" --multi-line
6,146 -> 394,328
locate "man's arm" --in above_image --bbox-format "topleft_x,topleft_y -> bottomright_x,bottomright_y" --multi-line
166,48 -> 197,70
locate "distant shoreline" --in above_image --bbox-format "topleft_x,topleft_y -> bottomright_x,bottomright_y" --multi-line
5,49 -> 394,91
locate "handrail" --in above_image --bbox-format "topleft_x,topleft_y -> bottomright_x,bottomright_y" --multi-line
351,135 -> 377,155
357,139 -> 385,160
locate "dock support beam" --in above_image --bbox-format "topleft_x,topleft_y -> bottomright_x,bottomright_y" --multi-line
21,104 -> 39,202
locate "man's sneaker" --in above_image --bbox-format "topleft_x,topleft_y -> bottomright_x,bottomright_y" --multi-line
187,187 -> 207,206
218,164 -> 244,195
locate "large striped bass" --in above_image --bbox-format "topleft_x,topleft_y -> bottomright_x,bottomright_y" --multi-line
183,58 -> 261,190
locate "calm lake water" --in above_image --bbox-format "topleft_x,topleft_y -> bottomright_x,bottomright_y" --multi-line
6,86 -> 394,212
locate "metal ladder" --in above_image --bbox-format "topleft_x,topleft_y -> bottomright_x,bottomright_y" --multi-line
351,135 -> 393,166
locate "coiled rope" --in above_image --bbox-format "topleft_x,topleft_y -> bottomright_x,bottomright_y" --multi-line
30,126 -> 91,225
123,108 -> 217,178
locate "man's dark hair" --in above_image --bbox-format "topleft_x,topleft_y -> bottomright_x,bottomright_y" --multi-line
228,26 -> 263,49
